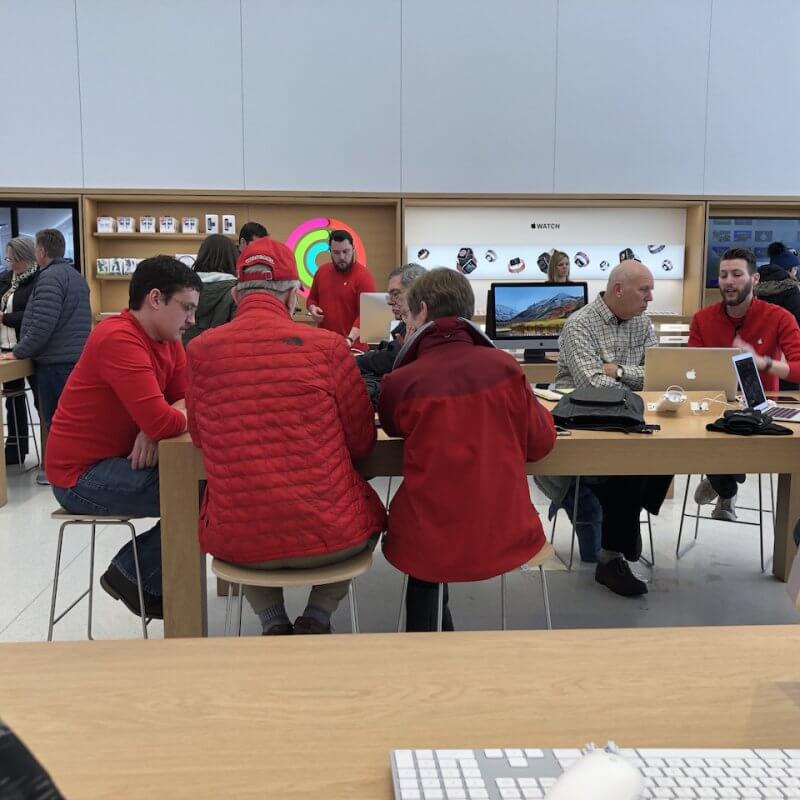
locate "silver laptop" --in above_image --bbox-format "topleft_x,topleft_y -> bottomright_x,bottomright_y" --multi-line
359,292 -> 396,344
733,352 -> 800,422
644,347 -> 739,401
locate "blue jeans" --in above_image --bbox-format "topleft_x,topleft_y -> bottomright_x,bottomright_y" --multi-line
52,457 -> 162,597
35,362 -> 74,430
557,478 -> 603,563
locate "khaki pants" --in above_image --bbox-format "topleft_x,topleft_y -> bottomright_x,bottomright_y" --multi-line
239,535 -> 379,615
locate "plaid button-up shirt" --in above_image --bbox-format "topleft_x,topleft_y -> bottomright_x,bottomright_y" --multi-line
554,295 -> 657,390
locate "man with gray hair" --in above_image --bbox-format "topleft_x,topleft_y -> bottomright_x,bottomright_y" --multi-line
186,238 -> 385,635
539,260 -> 671,597
357,262 -> 426,406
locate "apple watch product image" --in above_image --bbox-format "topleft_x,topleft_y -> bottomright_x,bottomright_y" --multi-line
615,366 -> 625,380
507,257 -> 526,274
619,248 -> 636,262
662,258 -> 674,272
456,247 -> 478,274
574,251 -> 590,268
536,252 -> 551,274
417,248 -> 430,260
600,260 -> 611,272
648,244 -> 666,254
485,249 -> 497,262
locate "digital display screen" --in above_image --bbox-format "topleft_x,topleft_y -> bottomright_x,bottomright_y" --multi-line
707,217 -> 800,288
492,283 -> 587,339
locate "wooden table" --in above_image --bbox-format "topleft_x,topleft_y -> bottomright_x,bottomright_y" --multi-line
160,392 -> 800,638
0,358 -> 34,507
1,626 -> 798,799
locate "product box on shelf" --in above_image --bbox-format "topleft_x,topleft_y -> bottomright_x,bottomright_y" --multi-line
96,257 -> 141,276
204,214 -> 219,234
175,253 -> 197,268
181,217 -> 199,234
140,216 -> 156,234
117,216 -> 136,233
222,214 -> 236,235
159,216 -> 179,234
96,216 -> 116,233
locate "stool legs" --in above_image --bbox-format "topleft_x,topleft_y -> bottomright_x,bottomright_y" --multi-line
348,581 -> 360,634
48,519 -> 149,641
224,583 -> 234,636
436,583 -> 444,633
501,574 -> 507,631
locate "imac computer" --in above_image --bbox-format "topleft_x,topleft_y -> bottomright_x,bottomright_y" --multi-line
486,281 -> 588,362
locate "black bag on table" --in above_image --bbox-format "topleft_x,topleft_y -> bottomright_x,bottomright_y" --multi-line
551,384 -> 655,434
705,409 -> 792,436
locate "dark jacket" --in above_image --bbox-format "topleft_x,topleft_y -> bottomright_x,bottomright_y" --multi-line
378,316 -> 556,582
755,264 -> 800,325
0,268 -> 40,340
14,258 -> 91,364
357,320 -> 406,406
182,272 -> 237,347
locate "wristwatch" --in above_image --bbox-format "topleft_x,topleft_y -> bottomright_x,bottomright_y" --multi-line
764,355 -> 774,372
616,366 -> 625,380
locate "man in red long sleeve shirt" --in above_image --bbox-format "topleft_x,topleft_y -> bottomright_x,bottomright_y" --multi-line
689,246 -> 800,519
47,257 -> 201,620
306,229 -> 376,352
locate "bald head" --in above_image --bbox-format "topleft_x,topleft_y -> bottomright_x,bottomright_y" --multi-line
604,259 -> 654,320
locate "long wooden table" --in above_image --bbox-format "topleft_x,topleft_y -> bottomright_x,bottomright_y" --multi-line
159,393 -> 800,638
0,358 -> 34,507
1,626 -> 799,799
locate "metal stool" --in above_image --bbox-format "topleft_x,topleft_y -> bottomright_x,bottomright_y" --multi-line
676,474 -> 775,572
396,541 -> 556,633
549,476 -> 655,570
211,548 -> 373,636
1,386 -> 40,471
47,509 -> 150,640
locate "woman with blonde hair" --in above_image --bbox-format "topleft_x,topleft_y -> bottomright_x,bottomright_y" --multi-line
0,237 -> 39,465
547,250 -> 571,283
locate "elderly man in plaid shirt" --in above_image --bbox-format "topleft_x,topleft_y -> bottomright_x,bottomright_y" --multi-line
537,260 -> 671,597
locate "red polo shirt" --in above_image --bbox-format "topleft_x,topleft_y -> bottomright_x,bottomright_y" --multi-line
689,298 -> 800,392
46,310 -> 188,488
306,261 -> 376,351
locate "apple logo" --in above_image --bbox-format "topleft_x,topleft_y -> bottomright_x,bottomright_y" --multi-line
686,369 -> 697,381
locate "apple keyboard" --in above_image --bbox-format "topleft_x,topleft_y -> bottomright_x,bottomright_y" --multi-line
390,747 -> 800,799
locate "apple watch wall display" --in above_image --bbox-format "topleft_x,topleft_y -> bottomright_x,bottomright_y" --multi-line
404,244 -> 685,280
456,247 -> 478,274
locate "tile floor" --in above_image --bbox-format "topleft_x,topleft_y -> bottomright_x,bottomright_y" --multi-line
1,460 -> 798,642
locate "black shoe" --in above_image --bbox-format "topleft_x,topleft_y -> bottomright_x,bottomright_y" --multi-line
595,558 -> 648,597
4,450 -> 27,466
100,564 -> 163,619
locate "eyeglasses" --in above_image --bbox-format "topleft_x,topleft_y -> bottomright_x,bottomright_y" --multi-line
386,290 -> 402,301
3,257 -> 13,264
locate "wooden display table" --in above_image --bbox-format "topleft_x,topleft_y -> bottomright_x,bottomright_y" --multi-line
1,626 -> 799,799
159,393 -> 800,638
0,358 -> 34,507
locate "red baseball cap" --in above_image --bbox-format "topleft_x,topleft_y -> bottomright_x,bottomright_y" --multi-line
236,238 -> 298,282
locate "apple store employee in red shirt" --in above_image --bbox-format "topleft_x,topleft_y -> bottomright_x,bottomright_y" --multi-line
46,256 -> 202,621
306,230 -> 376,352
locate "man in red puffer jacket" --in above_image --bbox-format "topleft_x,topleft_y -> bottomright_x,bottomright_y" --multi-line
186,238 -> 386,635
378,268 -> 556,631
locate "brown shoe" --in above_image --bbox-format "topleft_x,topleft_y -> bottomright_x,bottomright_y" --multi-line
262,622 -> 293,636
293,615 -> 332,634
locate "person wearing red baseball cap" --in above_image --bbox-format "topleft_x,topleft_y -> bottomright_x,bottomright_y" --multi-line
185,238 -> 385,635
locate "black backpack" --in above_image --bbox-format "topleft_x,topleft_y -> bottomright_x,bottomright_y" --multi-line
551,385 -> 655,434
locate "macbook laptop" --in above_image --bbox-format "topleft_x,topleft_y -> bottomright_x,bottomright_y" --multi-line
732,352 -> 800,422
644,347 -> 740,401
359,293 -> 396,344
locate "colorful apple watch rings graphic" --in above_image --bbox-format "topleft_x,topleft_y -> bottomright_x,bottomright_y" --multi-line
285,217 -> 367,296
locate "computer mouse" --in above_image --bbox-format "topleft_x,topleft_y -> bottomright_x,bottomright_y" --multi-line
545,750 -> 644,800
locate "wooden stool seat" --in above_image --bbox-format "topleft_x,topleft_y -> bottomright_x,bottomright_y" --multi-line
211,548 -> 373,635
51,508 -> 134,523
210,548 -> 373,588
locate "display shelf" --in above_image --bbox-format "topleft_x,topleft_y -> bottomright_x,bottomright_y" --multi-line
93,232 -> 236,241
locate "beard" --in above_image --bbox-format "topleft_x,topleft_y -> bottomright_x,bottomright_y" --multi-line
720,283 -> 752,307
333,257 -> 354,272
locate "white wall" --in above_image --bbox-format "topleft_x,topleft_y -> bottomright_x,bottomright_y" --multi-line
0,0 -> 797,195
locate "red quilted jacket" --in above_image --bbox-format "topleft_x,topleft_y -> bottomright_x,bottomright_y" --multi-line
378,317 -> 556,583
185,293 -> 386,563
